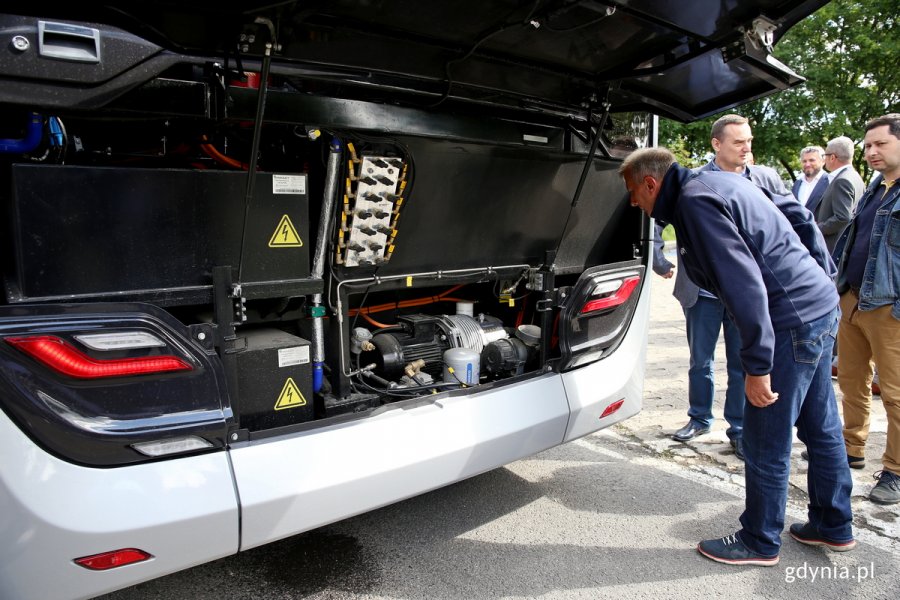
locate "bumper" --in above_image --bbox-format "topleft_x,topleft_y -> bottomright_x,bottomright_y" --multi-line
0,409 -> 239,600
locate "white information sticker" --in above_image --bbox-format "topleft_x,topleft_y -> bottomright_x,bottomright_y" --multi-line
278,346 -> 310,367
272,174 -> 307,195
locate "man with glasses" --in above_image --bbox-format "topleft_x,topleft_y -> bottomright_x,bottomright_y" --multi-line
818,136 -> 865,253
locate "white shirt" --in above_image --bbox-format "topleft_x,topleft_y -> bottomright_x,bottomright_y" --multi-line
797,170 -> 828,206
828,164 -> 850,180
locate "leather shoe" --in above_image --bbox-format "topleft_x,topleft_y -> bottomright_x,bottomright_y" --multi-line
673,421 -> 710,442
730,438 -> 745,461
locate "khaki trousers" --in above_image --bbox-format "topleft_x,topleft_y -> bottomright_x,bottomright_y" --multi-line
838,291 -> 900,473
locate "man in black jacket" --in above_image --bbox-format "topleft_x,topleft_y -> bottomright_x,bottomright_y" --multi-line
619,147 -> 854,566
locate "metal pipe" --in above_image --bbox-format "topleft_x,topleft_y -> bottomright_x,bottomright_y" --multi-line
313,138 -> 342,279
0,112 -> 42,153
310,137 -> 344,392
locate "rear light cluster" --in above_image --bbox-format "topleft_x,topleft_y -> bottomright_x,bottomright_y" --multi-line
580,276 -> 640,314
5,334 -> 192,379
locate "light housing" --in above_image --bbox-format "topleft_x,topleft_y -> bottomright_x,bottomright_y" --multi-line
132,436 -> 214,457
600,399 -> 625,419
580,276 -> 641,314
5,335 -> 192,379
74,548 -> 153,571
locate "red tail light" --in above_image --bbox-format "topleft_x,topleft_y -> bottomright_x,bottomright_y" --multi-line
600,399 -> 625,418
580,276 -> 640,314
5,335 -> 192,379
74,548 -> 153,570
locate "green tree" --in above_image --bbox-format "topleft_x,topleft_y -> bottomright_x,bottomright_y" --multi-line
660,0 -> 900,182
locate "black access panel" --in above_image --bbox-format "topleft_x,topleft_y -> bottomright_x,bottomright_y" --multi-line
8,164 -> 310,302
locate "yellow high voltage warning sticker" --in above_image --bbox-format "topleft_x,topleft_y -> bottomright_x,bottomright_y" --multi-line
268,214 -> 303,247
274,377 -> 307,410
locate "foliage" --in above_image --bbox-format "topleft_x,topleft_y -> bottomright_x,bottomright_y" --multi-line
660,224 -> 676,242
659,0 -> 900,182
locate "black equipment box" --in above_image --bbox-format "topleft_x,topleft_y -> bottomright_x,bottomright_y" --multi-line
234,329 -> 314,432
8,164 -> 310,302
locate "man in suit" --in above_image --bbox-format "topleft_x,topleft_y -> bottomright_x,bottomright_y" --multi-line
817,136 -> 865,253
669,114 -> 788,461
792,146 -> 830,212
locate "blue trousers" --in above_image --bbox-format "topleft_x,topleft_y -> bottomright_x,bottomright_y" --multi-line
683,296 -> 745,440
739,308 -> 853,556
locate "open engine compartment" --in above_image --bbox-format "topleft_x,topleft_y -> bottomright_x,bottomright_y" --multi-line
0,13 -> 651,464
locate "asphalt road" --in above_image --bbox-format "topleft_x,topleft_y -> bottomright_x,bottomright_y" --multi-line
98,429 -> 898,600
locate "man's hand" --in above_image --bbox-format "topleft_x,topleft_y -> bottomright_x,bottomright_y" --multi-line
660,267 -> 674,279
746,374 -> 778,407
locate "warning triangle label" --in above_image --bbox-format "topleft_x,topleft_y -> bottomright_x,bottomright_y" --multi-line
268,214 -> 303,247
274,377 -> 307,410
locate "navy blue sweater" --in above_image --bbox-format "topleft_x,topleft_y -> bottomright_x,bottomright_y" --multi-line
652,164 -> 838,375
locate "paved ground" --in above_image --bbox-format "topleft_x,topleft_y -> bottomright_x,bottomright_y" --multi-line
617,255 -> 898,542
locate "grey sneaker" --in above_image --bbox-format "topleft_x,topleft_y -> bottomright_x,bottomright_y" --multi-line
870,470 -> 900,505
697,533 -> 779,566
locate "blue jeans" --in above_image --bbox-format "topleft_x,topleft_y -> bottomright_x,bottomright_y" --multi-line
683,296 -> 745,440
739,307 -> 853,556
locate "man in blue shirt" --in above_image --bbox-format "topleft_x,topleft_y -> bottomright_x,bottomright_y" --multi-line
620,146 -> 854,566
833,113 -> 900,505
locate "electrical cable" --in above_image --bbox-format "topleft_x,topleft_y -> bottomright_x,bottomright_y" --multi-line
429,0 -> 541,108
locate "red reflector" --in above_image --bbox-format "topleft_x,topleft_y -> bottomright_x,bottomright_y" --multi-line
75,548 -> 153,571
581,276 -> 641,314
5,335 -> 192,379
600,399 -> 625,419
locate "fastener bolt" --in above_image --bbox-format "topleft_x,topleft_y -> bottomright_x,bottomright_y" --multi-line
11,36 -> 29,51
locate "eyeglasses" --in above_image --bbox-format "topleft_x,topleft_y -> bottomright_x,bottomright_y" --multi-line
823,153 -> 834,157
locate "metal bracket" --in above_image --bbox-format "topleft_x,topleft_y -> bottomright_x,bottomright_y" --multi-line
230,283 -> 247,324
747,16 -> 776,52
188,323 -> 218,353
535,298 -> 555,313
227,427 -> 250,444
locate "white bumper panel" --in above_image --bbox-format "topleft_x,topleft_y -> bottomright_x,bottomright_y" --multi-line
231,374 -> 570,550
561,276 -> 650,441
0,410 -> 239,600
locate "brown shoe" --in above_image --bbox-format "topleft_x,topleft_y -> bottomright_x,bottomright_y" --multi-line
872,382 -> 881,396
